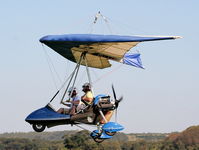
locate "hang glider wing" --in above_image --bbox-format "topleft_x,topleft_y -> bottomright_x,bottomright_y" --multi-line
40,34 -> 180,69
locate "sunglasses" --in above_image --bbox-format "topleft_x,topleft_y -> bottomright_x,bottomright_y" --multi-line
82,86 -> 89,88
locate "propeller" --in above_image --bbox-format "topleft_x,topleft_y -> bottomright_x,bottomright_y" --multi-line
112,84 -> 123,108
111,84 -> 123,123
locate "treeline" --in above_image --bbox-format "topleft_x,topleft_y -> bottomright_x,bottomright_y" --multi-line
1,126 -> 199,150
62,130 -> 199,150
1,131 -> 199,150
0,138 -> 64,150
0,131 -> 166,142
0,130 -> 78,141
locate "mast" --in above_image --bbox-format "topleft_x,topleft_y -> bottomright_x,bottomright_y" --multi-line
60,52 -> 85,103
60,52 -> 95,103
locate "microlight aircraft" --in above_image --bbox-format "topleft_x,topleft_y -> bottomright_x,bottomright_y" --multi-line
25,30 -> 180,142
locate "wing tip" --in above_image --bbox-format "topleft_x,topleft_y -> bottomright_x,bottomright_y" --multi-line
173,36 -> 182,39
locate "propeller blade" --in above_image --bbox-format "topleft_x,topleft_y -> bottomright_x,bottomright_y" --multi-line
115,96 -> 123,108
112,84 -> 123,108
112,84 -> 117,100
117,96 -> 123,102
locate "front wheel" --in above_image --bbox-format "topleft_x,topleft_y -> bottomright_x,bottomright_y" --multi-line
32,124 -> 46,132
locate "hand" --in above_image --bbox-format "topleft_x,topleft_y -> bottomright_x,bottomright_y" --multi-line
61,101 -> 70,105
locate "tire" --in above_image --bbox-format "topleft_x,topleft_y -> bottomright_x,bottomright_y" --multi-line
32,124 -> 46,132
105,131 -> 116,136
94,137 -> 104,143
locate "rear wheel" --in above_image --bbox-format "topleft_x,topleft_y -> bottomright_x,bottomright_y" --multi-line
32,124 -> 46,132
105,131 -> 116,136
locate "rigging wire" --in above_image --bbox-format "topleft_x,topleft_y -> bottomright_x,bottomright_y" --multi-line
88,22 -> 95,34
84,55 -> 94,95
68,56 -> 82,99
101,14 -> 113,34
74,124 -> 92,132
42,44 -> 60,90
104,16 -> 152,36
89,11 -> 113,34
92,64 -> 123,85
60,63 -> 79,103
76,68 -> 87,87
63,55 -> 71,82
49,71 -> 76,103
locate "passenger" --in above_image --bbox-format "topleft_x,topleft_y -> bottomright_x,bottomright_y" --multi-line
81,83 -> 94,105
57,87 -> 80,115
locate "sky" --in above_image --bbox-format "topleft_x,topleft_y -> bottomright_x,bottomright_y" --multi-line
0,0 -> 199,134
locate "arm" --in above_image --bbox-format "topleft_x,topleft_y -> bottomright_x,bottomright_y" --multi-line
61,100 -> 72,107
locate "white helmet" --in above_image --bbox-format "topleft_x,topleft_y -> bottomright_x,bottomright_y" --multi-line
82,82 -> 91,90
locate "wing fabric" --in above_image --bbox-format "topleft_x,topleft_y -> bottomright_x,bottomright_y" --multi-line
40,34 -> 180,69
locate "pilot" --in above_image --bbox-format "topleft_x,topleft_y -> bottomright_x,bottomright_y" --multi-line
81,82 -> 94,105
57,87 -> 80,115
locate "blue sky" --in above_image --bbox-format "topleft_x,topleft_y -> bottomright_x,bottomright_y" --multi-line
0,0 -> 199,133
